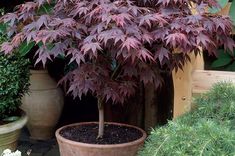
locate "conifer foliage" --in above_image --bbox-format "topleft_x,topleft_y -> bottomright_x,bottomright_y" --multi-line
138,82 -> 235,156
0,0 -> 234,137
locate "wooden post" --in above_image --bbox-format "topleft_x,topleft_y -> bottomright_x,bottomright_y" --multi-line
172,53 -> 204,118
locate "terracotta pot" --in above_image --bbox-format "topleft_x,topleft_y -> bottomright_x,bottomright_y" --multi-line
0,111 -> 27,154
56,122 -> 147,156
21,69 -> 64,140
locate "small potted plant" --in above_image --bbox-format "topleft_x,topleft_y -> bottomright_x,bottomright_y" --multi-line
1,0 -> 234,156
0,11 -> 30,153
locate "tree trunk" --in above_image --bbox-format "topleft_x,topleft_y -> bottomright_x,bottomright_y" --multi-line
97,99 -> 104,138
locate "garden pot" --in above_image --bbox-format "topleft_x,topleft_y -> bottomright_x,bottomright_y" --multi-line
56,122 -> 147,156
21,69 -> 64,140
0,111 -> 27,154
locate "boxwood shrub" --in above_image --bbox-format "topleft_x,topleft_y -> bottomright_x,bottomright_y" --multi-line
0,18 -> 30,120
139,82 -> 235,156
0,54 -> 30,120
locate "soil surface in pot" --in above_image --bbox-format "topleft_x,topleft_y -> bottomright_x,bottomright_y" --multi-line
60,123 -> 143,144
0,121 -> 10,126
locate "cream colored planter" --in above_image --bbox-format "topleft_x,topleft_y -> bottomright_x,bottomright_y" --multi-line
21,69 -> 64,140
56,122 -> 147,156
0,111 -> 27,154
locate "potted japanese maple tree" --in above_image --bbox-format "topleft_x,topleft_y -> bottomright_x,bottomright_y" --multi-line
1,0 -> 234,156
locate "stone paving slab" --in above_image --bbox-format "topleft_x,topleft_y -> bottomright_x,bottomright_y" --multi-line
44,145 -> 60,156
18,128 -> 60,156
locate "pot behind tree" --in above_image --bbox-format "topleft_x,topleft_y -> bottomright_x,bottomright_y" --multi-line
56,122 -> 147,156
21,69 -> 64,140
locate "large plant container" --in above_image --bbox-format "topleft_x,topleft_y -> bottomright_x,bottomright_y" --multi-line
21,69 -> 64,140
56,122 -> 147,156
0,111 -> 27,154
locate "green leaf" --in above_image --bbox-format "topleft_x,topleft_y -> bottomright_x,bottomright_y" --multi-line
225,61 -> 235,71
208,0 -> 229,13
19,41 -> 35,56
37,41 -> 53,50
57,54 -> 65,59
0,23 -> 7,34
217,49 -> 230,58
229,0 -> 235,26
47,43 -> 54,50
37,41 -> 43,47
37,4 -> 54,15
211,57 -> 231,68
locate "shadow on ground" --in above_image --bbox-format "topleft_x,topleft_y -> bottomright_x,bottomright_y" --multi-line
18,128 -> 60,156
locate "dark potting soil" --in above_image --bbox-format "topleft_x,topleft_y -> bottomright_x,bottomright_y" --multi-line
0,120 -> 10,126
0,118 -> 18,126
60,123 -> 143,144
0,110 -> 22,126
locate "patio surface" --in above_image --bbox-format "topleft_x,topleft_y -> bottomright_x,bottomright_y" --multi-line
18,128 -> 60,156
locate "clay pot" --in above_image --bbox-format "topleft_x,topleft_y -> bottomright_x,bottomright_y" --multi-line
0,111 -> 27,154
56,122 -> 147,156
21,69 -> 64,140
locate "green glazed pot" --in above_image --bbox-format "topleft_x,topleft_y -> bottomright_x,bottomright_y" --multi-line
0,111 -> 28,154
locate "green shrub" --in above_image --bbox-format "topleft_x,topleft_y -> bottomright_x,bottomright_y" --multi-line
0,53 -> 30,120
139,82 -> 235,156
139,119 -> 235,156
194,82 -> 235,125
0,10 -> 30,120
175,82 -> 235,129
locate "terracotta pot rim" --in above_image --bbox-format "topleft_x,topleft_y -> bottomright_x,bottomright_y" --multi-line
56,122 -> 147,148
0,110 -> 28,134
